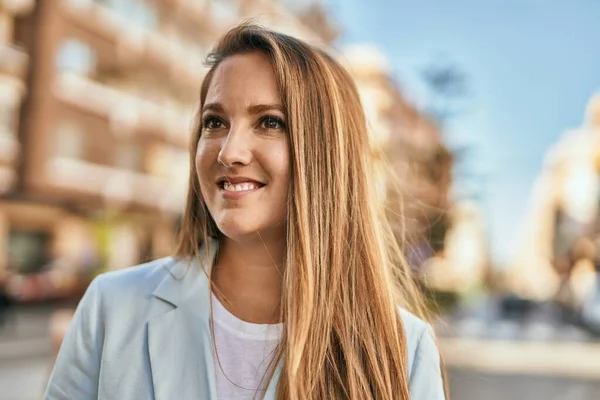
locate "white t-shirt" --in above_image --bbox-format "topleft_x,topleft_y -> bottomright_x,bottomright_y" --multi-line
211,294 -> 283,400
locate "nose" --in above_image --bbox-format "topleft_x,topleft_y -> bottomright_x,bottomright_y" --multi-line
217,124 -> 253,168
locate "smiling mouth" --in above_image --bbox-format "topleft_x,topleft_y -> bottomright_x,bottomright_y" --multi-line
218,180 -> 266,193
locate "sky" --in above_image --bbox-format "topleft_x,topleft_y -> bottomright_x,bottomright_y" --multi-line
324,0 -> 600,264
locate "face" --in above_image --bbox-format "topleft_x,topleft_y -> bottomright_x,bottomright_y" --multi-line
196,52 -> 290,242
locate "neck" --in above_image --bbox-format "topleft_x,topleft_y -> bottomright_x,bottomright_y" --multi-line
212,234 -> 285,324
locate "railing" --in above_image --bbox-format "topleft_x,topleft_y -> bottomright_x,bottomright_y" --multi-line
47,156 -> 186,214
0,43 -> 29,79
53,72 -> 192,148
61,0 -> 208,92
0,0 -> 35,15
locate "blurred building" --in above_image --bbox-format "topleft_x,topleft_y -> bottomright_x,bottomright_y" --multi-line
0,0 -> 35,294
1,0 -> 452,302
423,201 -> 488,294
509,93 -> 600,304
341,45 -> 453,272
0,0 -> 338,302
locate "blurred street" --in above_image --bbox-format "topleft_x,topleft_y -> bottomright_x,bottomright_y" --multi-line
449,368 -> 600,400
3,358 -> 600,400
2,303 -> 600,400
436,296 -> 600,399
0,305 -> 54,400
436,296 -> 597,343
0,357 -> 50,400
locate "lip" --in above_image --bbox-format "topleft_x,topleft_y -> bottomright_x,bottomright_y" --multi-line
216,176 -> 266,200
215,175 -> 266,185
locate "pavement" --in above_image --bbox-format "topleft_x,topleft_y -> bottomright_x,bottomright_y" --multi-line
0,356 -> 50,400
0,304 -> 56,400
434,295 -> 600,383
448,367 -> 600,400
0,305 -> 55,361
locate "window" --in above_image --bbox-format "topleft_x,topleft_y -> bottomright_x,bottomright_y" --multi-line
56,39 -> 96,77
99,0 -> 158,30
0,76 -> 19,136
7,229 -> 51,274
53,122 -> 84,159
0,102 -> 15,136
143,143 -> 188,178
115,141 -> 143,172
0,103 -> 18,163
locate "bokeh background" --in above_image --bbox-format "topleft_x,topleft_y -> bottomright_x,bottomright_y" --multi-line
1,0 -> 599,399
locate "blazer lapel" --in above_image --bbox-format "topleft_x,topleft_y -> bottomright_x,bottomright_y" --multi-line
148,240 -> 219,400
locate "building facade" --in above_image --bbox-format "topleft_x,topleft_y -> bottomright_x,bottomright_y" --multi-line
509,94 -> 600,305
0,0 -> 35,296
1,0 -> 450,302
0,0 -> 336,302
341,45 -> 453,273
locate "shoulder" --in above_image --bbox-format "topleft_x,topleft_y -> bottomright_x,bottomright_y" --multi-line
83,257 -> 179,320
398,307 -> 430,345
92,256 -> 176,294
397,308 -> 438,372
398,307 -> 446,399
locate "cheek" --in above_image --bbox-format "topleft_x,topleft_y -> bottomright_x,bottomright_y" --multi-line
195,139 -> 217,190
270,146 -> 291,191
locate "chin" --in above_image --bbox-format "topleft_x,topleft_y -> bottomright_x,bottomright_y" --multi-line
215,216 -> 285,243
215,216 -> 260,240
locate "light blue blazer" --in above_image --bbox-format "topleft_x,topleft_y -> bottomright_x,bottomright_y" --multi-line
45,240 -> 446,399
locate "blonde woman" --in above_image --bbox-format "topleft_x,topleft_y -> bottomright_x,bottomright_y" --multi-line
45,23 -> 448,400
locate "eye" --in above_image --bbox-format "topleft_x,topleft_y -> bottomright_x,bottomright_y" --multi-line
202,116 -> 226,131
259,115 -> 286,131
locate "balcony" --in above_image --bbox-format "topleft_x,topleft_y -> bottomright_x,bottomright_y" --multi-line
1,0 -> 35,15
0,76 -> 25,170
241,0 -> 322,43
0,130 -> 20,166
151,0 -> 215,36
0,165 -> 16,194
0,43 -> 29,79
60,0 -> 207,92
47,157 -> 186,214
53,72 -> 192,148
0,74 -> 27,106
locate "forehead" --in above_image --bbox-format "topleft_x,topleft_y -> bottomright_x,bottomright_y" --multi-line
205,52 -> 281,107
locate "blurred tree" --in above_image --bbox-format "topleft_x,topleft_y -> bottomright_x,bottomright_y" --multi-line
420,56 -> 470,125
421,56 -> 495,282
419,56 -> 483,202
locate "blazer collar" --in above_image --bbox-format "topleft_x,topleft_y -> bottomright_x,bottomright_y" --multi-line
151,237 -> 219,310
148,238 -> 220,400
147,238 -> 280,400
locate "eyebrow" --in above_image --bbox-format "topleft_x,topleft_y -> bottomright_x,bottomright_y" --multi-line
247,104 -> 285,115
201,102 -> 285,115
202,103 -> 225,114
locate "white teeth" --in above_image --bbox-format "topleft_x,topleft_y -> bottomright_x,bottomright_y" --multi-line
223,182 -> 259,192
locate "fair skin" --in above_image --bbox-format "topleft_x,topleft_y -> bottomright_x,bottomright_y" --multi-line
196,52 -> 289,324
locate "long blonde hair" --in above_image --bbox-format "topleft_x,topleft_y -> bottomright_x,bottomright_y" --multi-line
177,22 -> 443,400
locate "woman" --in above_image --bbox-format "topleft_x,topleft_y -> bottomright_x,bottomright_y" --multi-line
45,23 -> 448,400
